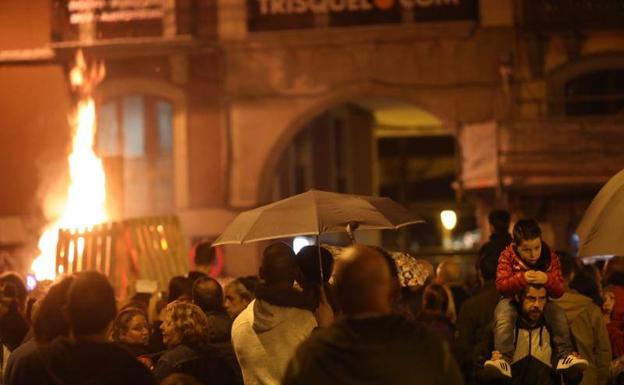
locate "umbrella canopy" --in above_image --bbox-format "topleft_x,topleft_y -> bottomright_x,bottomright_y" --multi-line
213,190 -> 423,246
577,169 -> 624,257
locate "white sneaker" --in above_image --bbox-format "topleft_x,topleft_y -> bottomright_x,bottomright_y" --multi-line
484,359 -> 512,379
556,355 -> 588,372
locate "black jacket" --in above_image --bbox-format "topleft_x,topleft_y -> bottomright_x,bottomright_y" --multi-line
7,338 -> 156,385
454,281 -> 500,385
283,315 -> 463,385
154,343 -> 237,385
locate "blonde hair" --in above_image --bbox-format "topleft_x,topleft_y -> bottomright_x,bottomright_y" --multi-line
163,301 -> 209,348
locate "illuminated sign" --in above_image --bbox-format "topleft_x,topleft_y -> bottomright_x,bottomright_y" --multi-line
67,0 -> 165,24
248,0 -> 477,30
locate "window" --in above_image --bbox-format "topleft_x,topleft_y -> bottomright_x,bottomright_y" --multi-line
565,70 -> 624,116
97,95 -> 174,218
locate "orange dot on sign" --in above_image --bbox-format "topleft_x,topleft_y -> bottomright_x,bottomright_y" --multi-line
374,0 -> 394,9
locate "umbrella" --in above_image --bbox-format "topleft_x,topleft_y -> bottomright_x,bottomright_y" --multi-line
577,169 -> 624,257
213,189 -> 423,246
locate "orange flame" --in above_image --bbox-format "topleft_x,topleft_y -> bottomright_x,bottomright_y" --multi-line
32,51 -> 107,280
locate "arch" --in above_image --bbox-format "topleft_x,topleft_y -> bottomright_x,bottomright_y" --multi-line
547,53 -> 624,116
95,78 -> 189,210
253,82 -> 455,205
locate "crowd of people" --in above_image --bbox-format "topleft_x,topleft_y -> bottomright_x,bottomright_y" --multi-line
0,210 -> 623,385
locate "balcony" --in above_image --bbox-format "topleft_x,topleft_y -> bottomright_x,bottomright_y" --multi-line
520,0 -> 624,31
459,117 -> 624,191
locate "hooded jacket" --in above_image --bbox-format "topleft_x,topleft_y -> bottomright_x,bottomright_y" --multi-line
554,289 -> 611,385
231,299 -> 316,385
496,243 -> 564,298
6,338 -> 155,385
475,320 -> 582,385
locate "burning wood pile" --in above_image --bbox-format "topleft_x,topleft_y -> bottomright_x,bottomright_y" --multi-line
32,50 -> 188,294
56,215 -> 188,296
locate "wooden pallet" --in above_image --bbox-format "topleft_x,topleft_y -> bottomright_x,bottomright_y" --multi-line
56,215 -> 188,298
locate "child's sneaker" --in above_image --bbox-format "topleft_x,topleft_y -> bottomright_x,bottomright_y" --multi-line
484,359 -> 512,379
556,355 -> 588,373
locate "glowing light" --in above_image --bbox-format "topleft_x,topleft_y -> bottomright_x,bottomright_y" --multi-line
440,210 -> 457,231
293,236 -> 312,254
26,275 -> 37,291
31,51 -> 107,281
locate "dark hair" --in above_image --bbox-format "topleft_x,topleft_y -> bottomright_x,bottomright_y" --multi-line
192,277 -> 224,313
295,245 -> 334,286
67,271 -> 117,335
238,276 -> 260,295
187,271 -> 208,284
513,219 -> 542,244
33,276 -> 74,343
260,243 -> 297,285
112,307 -> 147,342
604,256 -> 624,286
0,272 -> 27,310
421,284 -> 449,313
520,284 -> 546,299
477,252 -> 498,281
194,242 -> 216,266
558,252 -> 578,279
489,210 -> 511,233
167,276 -> 193,303
570,266 -> 602,306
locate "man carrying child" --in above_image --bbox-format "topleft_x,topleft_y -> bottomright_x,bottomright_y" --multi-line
484,219 -> 588,379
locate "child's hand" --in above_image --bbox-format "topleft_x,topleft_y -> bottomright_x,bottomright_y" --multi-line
525,270 -> 548,284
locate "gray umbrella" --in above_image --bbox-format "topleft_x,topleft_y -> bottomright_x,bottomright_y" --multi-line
213,189 -> 423,246
577,169 -> 624,257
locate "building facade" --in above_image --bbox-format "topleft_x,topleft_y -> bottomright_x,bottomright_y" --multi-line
0,0 -> 623,276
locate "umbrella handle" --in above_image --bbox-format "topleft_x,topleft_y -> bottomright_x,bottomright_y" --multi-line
346,222 -> 359,245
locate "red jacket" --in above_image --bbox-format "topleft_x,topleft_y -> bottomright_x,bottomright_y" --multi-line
495,243 -> 564,298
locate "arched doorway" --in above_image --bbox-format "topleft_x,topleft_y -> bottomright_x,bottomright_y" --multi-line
266,97 -> 478,254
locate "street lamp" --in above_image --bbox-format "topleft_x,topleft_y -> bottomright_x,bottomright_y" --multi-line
440,210 -> 457,250
440,210 -> 457,231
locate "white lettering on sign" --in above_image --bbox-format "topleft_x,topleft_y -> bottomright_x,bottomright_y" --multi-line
257,0 -> 462,15
67,0 -> 165,24
399,0 -> 459,8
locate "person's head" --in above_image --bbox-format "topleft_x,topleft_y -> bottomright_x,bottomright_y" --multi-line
603,286 -> 615,316
421,283 -> 449,314
224,277 -> 256,319
604,256 -> 624,286
477,249 -> 499,283
112,308 -> 149,345
192,277 -> 224,313
570,266 -> 603,306
259,243 -> 298,287
167,276 -> 193,303
187,271 -> 208,285
0,272 -> 27,311
334,245 -> 392,316
435,260 -> 462,286
517,284 -> 547,324
558,252 -> 578,283
194,242 -> 216,274
33,276 -> 74,343
489,209 -> 511,233
295,245 -> 334,287
160,301 -> 208,349
513,219 -> 543,265
67,271 -> 117,336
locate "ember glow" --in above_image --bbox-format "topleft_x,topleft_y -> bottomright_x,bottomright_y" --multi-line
32,51 -> 107,280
